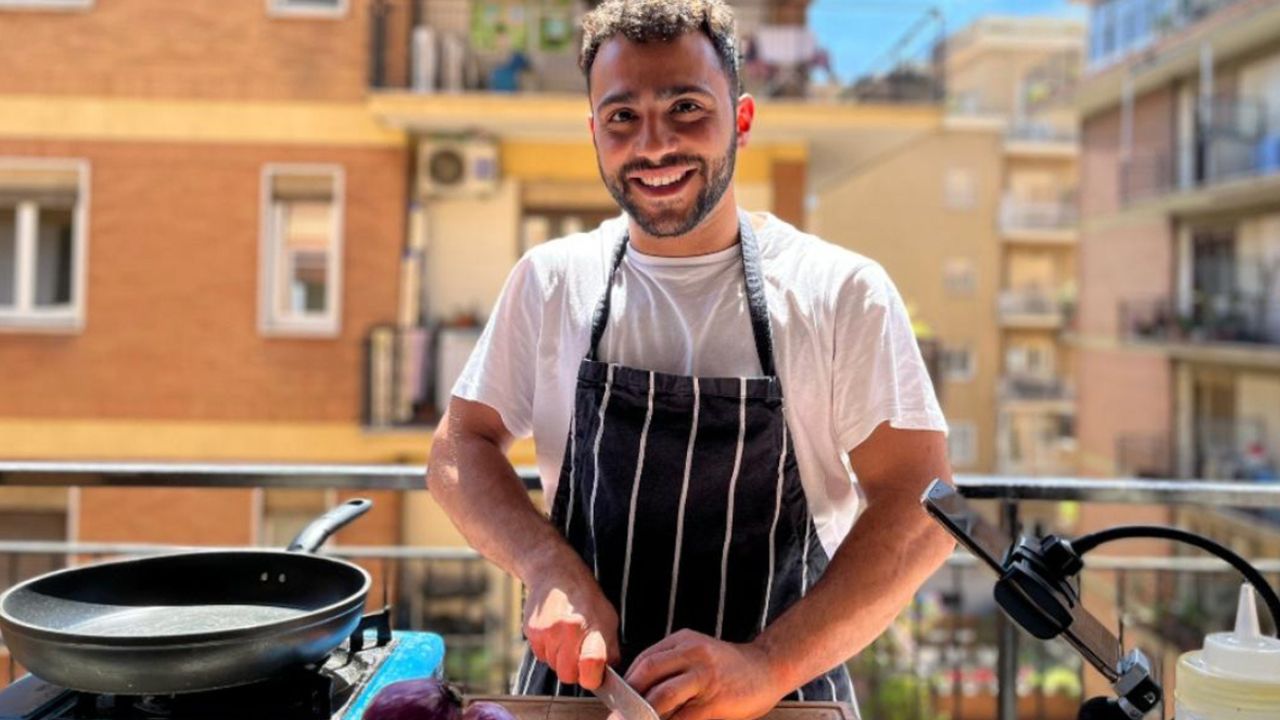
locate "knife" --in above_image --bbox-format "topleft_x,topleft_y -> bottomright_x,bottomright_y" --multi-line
592,667 -> 662,720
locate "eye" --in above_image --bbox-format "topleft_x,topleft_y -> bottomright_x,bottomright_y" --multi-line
608,108 -> 636,123
672,100 -> 703,115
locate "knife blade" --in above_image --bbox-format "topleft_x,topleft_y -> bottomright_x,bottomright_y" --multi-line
592,667 -> 661,720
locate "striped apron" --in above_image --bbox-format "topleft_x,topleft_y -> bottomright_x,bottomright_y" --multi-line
514,211 -> 858,713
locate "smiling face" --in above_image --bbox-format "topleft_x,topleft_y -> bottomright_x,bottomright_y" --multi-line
588,31 -> 747,239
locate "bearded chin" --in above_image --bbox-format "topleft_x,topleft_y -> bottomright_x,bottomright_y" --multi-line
606,139 -> 738,238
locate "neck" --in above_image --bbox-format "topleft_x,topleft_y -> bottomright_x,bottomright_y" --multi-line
627,193 -> 740,258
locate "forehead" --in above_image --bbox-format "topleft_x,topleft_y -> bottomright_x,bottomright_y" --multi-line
588,31 -> 729,103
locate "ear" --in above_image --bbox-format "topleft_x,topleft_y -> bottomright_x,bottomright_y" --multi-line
735,93 -> 756,149
588,114 -> 595,135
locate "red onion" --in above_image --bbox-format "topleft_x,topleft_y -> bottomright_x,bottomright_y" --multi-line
363,678 -> 463,720
463,701 -> 519,720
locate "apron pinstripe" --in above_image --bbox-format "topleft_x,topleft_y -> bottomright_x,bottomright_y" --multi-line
514,211 -> 859,715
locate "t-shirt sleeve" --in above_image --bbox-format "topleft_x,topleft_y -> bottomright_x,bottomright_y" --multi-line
831,261 -> 948,454
451,254 -> 543,438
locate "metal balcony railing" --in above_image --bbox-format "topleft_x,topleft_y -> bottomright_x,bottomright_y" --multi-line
1119,153 -> 1177,205
1118,96 -> 1280,205
1000,375 -> 1074,402
2,462 -> 1280,719
1120,293 -> 1280,346
999,291 -> 1067,324
1006,121 -> 1079,145
999,196 -> 1079,233
1116,433 -> 1175,479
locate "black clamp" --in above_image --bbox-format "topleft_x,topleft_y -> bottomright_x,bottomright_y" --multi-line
993,535 -> 1161,719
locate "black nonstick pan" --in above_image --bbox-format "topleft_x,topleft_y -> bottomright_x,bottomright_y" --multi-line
0,498 -> 373,694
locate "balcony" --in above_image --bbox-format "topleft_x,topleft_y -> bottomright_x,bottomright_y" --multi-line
1116,433 -> 1175,479
367,1 -> 938,106
364,323 -> 484,429
1192,416 -> 1273,482
1004,121 -> 1080,157
1120,294 -> 1280,366
1,463 -> 1279,719
999,196 -> 1079,243
1000,374 -> 1075,404
999,291 -> 1068,329
1119,96 -> 1280,212
1119,152 -> 1177,206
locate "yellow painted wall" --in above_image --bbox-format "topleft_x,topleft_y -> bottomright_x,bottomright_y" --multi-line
812,127 -> 1004,472
0,418 -> 537,467
0,96 -> 403,147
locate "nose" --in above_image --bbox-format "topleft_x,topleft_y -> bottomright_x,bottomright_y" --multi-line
634,112 -> 677,163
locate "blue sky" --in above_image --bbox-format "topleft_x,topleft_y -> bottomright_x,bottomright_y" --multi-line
808,0 -> 1087,83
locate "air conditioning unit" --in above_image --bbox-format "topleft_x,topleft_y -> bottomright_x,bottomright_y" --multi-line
416,136 -> 499,199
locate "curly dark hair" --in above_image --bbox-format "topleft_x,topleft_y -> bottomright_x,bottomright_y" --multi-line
579,0 -> 740,97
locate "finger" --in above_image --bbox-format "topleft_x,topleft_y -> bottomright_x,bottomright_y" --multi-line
645,673 -> 702,719
554,627 -> 582,685
527,629 -> 548,665
578,629 -> 609,691
626,646 -> 691,694
669,701 -> 712,720
632,630 -> 687,659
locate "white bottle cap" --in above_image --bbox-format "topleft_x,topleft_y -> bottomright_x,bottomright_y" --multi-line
1201,584 -> 1280,681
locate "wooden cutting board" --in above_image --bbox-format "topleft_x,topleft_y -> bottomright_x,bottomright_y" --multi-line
465,696 -> 856,720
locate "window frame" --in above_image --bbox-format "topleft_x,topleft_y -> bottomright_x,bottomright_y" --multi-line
0,157 -> 90,333
258,163 -> 345,338
941,345 -> 976,383
265,0 -> 348,19
943,257 -> 977,297
948,421 -> 978,469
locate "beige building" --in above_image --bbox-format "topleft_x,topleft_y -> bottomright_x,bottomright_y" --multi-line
1073,0 -> 1280,700
1076,0 -> 1280,489
816,16 -> 1084,476
0,0 -> 943,690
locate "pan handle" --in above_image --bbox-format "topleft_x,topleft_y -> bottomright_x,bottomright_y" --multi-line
287,498 -> 373,553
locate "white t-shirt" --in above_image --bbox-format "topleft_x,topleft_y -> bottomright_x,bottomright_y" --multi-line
453,211 -> 947,556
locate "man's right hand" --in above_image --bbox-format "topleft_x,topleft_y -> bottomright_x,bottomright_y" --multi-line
524,566 -> 620,690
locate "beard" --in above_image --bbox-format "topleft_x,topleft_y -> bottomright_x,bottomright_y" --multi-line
600,135 -> 737,238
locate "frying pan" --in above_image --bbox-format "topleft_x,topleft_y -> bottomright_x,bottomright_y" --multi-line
0,498 -> 373,694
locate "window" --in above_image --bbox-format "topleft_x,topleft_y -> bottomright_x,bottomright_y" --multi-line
520,209 -> 615,255
943,258 -> 976,297
941,345 -> 974,382
266,0 -> 346,18
943,168 -> 976,210
948,421 -> 978,468
1006,344 -> 1048,375
0,159 -> 88,331
260,165 -> 343,336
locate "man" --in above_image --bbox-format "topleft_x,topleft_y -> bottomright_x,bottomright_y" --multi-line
427,1 -> 955,718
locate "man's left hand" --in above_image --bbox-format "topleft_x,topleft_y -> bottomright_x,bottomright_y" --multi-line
624,629 -> 788,720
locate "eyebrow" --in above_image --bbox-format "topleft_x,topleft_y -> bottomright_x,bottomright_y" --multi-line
595,84 -> 715,112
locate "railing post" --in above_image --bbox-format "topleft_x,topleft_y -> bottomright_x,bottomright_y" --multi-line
997,500 -> 1020,720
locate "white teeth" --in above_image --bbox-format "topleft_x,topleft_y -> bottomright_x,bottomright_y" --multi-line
638,170 -> 687,187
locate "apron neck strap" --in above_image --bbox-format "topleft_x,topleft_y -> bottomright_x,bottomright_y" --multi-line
588,210 -> 777,378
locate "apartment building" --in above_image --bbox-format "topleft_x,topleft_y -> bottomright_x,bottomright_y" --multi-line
1072,0 -> 1280,701
0,0 -> 946,688
1076,0 -> 1280,504
817,16 -> 1084,476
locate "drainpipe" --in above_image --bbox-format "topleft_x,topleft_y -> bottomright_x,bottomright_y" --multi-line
1199,41 -> 1214,181
1121,74 -> 1134,200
